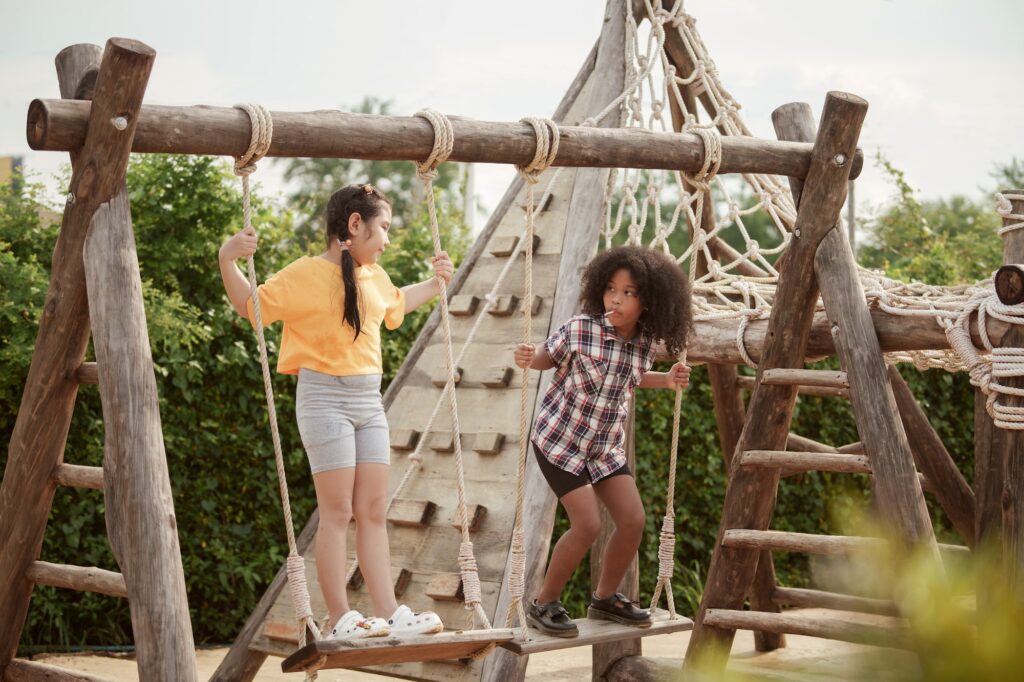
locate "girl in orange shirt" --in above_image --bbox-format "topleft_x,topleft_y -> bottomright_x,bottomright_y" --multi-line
218,184 -> 452,640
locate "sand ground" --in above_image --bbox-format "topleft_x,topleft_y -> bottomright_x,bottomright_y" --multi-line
22,609 -> 920,681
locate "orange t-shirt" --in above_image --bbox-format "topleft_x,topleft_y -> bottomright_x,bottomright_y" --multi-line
245,256 -> 406,376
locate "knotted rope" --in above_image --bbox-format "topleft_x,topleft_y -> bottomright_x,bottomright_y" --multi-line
233,104 -> 323,676
504,118 -> 560,638
649,347 -> 686,618
414,109 -> 493,633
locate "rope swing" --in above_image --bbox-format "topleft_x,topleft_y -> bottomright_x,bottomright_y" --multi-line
414,108 -> 494,635
232,104 -> 326,677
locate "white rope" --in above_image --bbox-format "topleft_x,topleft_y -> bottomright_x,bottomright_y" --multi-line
233,104 -> 322,681
414,109 -> 493,631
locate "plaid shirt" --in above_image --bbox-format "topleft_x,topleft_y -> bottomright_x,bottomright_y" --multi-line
532,314 -> 657,481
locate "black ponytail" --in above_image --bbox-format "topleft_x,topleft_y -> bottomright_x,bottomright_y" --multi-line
324,184 -> 392,341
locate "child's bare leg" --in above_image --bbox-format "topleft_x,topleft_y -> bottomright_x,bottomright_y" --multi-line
592,474 -> 645,598
352,462 -> 400,618
536,485 -> 602,603
312,467 -> 356,625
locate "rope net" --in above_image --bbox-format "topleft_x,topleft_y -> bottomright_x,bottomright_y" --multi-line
599,0 -> 1024,429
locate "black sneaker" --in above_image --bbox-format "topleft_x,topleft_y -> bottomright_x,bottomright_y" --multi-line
587,592 -> 652,628
526,599 -> 579,638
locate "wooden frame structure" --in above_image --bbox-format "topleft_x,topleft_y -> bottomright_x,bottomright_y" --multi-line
2,2 -> 1018,681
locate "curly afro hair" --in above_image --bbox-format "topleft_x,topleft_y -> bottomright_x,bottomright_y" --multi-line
578,245 -> 691,357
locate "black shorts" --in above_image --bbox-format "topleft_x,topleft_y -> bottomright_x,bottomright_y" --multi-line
532,443 -> 631,498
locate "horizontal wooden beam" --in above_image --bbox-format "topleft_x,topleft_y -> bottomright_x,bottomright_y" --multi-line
771,586 -> 899,617
51,463 -> 103,490
760,368 -> 848,389
722,530 -> 883,555
75,362 -> 98,385
740,450 -> 872,475
736,374 -> 849,399
26,560 -> 127,598
28,100 -> 822,178
702,609 -> 911,649
681,308 -> 1007,365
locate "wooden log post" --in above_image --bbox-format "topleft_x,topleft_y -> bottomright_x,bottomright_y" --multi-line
61,39 -> 198,681
887,365 -> 976,547
996,190 -> 1024,598
483,3 -> 634,680
683,92 -> 868,675
775,104 -> 936,549
0,43 -> 102,674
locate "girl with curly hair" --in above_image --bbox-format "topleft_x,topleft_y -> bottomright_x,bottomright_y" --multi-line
513,244 -> 691,637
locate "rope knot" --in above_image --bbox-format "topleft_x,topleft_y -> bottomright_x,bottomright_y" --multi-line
414,109 -> 454,180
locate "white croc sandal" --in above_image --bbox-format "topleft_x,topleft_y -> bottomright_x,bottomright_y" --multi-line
388,604 -> 444,636
329,610 -> 390,640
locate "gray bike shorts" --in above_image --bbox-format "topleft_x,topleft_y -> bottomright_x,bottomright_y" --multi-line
295,369 -> 390,473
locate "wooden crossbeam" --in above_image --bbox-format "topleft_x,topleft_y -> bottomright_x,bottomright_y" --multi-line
51,463 -> 104,490
702,610 -> 911,650
26,561 -> 127,598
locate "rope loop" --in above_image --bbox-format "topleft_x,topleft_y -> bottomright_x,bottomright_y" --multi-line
414,109 -> 454,181
233,104 -> 273,176
516,117 -> 560,183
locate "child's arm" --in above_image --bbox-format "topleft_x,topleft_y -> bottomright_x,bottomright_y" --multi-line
639,361 -> 691,389
402,251 -> 455,313
514,343 -> 556,371
219,226 -> 258,317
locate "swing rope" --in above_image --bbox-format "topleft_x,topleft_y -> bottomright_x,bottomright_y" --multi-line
414,109 -> 493,633
649,128 -> 717,617
232,104 -> 324,668
504,117 -> 560,638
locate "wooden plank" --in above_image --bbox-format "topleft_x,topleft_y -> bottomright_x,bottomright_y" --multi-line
387,500 -> 437,528
501,609 -> 693,655
722,530 -> 884,555
427,432 -> 456,453
0,42 -> 104,674
76,362 -> 98,385
702,610 -> 911,650
740,450 -> 872,475
760,368 -> 849,390
489,235 -> 541,258
771,586 -> 899,617
29,99 -> 824,178
51,464 -> 103,490
685,93 -> 869,675
486,295 -> 519,317
888,365 -> 976,548
4,658 -> 113,681
25,561 -> 126,598
481,366 -> 513,389
280,629 -> 516,672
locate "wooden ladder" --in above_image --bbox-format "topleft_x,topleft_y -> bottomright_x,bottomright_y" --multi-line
0,41 -> 197,682
683,95 -> 943,674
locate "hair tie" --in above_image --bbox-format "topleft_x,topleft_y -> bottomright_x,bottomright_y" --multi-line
363,184 -> 374,194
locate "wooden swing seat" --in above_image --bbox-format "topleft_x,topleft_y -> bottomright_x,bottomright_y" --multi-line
280,628 -> 516,672
501,608 -> 694,655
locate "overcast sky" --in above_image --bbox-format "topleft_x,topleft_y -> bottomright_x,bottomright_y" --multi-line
2,0 -> 1022,226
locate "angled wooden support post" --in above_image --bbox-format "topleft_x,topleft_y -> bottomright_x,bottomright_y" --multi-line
775,104 -> 936,549
0,42 -> 101,674
683,92 -> 867,676
887,365 -> 976,547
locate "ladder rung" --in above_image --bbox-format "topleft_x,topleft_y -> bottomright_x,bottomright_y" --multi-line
52,463 -> 104,490
741,450 -> 871,475
836,441 -> 864,455
76,362 -> 98,385
737,374 -> 849,398
702,609 -> 911,649
722,530 -> 883,556
26,560 -> 127,598
771,586 -> 899,617
760,368 -> 849,390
